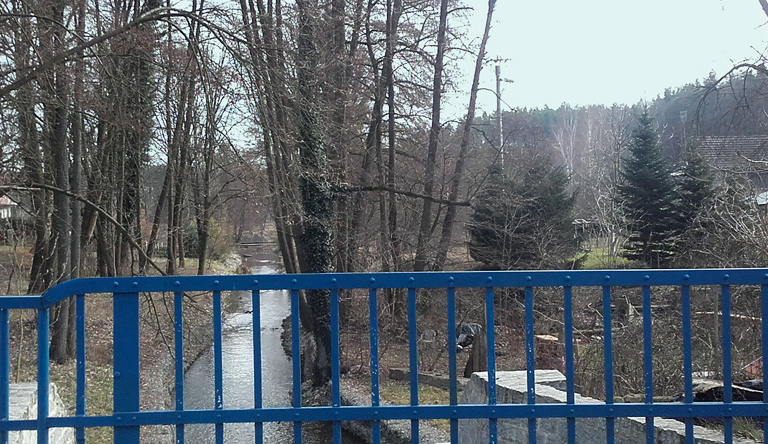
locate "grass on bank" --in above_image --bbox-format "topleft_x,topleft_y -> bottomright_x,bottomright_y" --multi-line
378,378 -> 451,432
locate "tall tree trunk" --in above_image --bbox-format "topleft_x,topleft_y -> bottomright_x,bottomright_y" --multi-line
434,0 -> 496,271
13,3 -> 51,295
239,0 -> 301,274
384,0 -> 405,314
296,0 -> 334,386
325,0 -> 351,273
413,0 -> 448,272
66,0 -> 86,355
46,0 -> 73,364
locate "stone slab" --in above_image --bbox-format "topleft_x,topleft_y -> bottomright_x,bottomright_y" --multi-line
388,368 -> 469,391
459,371 -> 756,444
8,383 -> 75,444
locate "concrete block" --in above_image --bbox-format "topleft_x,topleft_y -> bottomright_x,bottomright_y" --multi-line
459,371 -> 755,444
8,383 -> 75,444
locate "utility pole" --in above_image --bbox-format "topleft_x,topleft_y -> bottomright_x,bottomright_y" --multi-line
496,65 -> 503,166
680,110 -> 687,152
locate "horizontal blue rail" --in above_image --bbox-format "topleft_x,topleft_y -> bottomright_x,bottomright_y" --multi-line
0,268 -> 766,444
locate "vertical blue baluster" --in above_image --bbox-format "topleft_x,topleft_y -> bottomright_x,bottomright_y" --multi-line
174,291 -> 185,444
524,286 -> 536,444
762,283 -> 768,442
486,286 -> 497,444
602,285 -> 614,444
0,308 -> 8,444
642,284 -> 653,444
563,285 -> 575,444
213,290 -> 224,444
291,289 -> 302,444
446,286 -> 458,443
76,294 -> 86,444
721,284 -> 732,444
407,286 -> 419,444
681,283 -> 693,444
252,289 -> 262,444
113,293 -> 139,444
369,288 -> 380,444
37,308 -> 50,444
330,289 -> 341,444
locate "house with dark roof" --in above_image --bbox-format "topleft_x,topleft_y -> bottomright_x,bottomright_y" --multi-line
695,135 -> 768,188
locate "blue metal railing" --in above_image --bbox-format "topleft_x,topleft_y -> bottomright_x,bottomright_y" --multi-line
0,269 -> 767,443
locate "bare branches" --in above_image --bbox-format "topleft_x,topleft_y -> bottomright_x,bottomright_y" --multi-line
358,185 -> 470,206
759,0 -> 768,19
0,184 -> 167,276
0,7 -> 248,98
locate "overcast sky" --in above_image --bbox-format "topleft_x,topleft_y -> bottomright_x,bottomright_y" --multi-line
462,0 -> 767,111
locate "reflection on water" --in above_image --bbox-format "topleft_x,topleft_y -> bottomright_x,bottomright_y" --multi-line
184,265 -> 294,443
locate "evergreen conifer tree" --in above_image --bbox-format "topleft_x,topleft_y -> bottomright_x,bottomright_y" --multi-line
468,157 -> 577,270
670,144 -> 715,266
617,111 -> 678,267
676,144 -> 714,230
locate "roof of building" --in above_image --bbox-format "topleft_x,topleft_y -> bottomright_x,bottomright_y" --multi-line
695,135 -> 768,173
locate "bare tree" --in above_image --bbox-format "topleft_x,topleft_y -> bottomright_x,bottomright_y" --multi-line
434,0 -> 496,271
413,0 -> 449,272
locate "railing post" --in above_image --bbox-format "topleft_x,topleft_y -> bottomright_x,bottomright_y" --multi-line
113,291 -> 140,444
0,308 -> 8,444
37,308 -> 49,444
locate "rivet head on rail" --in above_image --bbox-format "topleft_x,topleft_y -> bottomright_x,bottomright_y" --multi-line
526,276 -> 532,281
530,408 -> 535,414
175,281 -> 180,286
331,278 -> 337,284
413,410 -> 418,416
604,275 -> 610,281
217,414 -> 221,419
644,275 -> 650,281
132,282 -> 138,287
253,280 -> 259,285
723,274 -> 730,280
177,415 -> 182,420
114,371 -> 121,378
132,416 -> 137,422
570,408 -> 575,414
116,417 -> 122,422
409,277 -> 415,283
292,279 -> 298,285
370,278 -> 375,283
764,273 -> 768,279
683,274 -> 690,280
487,276 -> 493,282
648,408 -> 653,413
213,280 -> 220,286
609,408 -> 614,413
295,412 -> 300,417
448,276 -> 454,282
373,410 -> 378,416
491,409 -> 496,415
453,409 -> 458,416
564,276 -> 571,282
688,408 -> 692,413
113,281 -> 119,287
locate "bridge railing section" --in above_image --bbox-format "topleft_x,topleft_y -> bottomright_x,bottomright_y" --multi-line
0,269 -> 767,444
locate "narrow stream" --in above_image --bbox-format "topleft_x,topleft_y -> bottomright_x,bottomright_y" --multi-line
183,250 -> 367,443
183,261 -> 294,442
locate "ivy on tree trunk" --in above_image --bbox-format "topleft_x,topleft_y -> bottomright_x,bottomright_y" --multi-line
296,0 -> 334,386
